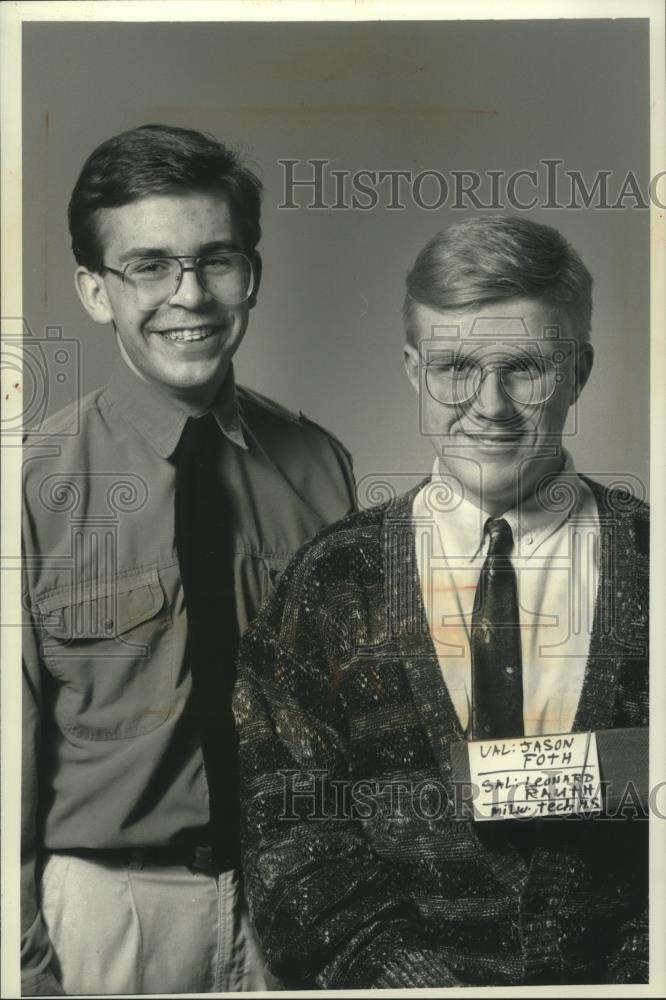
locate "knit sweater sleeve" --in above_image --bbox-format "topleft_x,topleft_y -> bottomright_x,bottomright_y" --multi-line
233,538 -> 462,990
607,902 -> 649,983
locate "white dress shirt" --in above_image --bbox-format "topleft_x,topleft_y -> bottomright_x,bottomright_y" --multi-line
413,452 -> 600,736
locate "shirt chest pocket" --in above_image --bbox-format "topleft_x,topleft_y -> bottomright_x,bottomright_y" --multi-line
36,569 -> 174,741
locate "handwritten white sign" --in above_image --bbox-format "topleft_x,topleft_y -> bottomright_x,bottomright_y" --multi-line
467,731 -> 602,821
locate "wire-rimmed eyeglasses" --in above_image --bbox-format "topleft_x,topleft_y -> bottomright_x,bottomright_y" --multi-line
102,252 -> 255,309
423,347 -> 574,406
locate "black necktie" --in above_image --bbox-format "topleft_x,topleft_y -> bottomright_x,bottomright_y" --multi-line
174,413 -> 240,867
470,517 -> 524,740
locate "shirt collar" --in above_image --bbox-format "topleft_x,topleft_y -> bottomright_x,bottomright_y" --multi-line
503,451 -> 584,556
422,462 -> 488,562
107,360 -> 248,459
429,450 -> 585,561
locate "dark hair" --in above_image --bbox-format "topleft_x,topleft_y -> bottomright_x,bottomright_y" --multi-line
404,215 -> 593,344
68,124 -> 263,270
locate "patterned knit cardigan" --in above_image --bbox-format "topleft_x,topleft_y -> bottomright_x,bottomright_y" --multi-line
233,477 -> 649,989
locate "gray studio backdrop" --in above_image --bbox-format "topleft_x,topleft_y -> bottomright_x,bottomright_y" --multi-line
22,19 -> 650,495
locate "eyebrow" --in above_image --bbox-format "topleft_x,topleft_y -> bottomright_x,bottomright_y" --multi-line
116,240 -> 241,264
425,346 -> 562,366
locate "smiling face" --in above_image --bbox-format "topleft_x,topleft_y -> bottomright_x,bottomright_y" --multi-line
404,297 -> 593,514
75,191 -> 257,409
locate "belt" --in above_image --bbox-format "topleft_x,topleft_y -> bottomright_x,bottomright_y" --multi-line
51,844 -> 233,875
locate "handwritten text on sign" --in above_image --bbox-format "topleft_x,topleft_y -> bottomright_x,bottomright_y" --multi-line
467,732 -> 602,821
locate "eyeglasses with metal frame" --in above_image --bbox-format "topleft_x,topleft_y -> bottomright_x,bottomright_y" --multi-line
101,252 -> 255,308
423,345 -> 574,406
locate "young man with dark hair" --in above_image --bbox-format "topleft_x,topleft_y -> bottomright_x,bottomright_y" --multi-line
234,215 -> 649,988
21,124 -> 356,996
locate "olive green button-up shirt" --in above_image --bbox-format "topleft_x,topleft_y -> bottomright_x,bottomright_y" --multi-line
21,361 -> 356,985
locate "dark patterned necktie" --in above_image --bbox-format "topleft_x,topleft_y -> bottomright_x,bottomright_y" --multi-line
470,517 -> 524,740
174,413 -> 240,868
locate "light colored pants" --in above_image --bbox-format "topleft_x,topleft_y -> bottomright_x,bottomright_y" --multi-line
40,852 -> 267,995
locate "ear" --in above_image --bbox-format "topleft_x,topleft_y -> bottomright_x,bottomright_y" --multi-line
247,251 -> 262,310
403,343 -> 421,393
75,267 -> 115,325
570,341 -> 594,404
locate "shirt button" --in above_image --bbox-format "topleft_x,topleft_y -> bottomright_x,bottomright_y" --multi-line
506,665 -> 515,675
526,534 -> 533,545
103,618 -> 114,631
